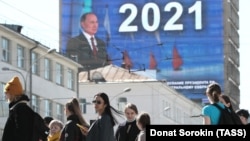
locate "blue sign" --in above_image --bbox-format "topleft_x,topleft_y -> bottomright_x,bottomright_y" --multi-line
60,0 -> 224,104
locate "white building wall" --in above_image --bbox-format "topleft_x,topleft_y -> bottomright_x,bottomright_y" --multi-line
79,81 -> 203,125
0,24 -> 82,131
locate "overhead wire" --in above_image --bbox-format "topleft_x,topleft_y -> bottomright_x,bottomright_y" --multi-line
0,0 -> 59,48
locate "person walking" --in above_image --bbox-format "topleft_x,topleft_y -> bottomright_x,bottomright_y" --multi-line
60,98 -> 89,141
2,76 -> 34,141
135,112 -> 151,141
220,95 -> 234,111
44,116 -> 54,127
115,103 -> 140,141
219,94 -> 242,125
202,83 -> 226,125
235,109 -> 250,125
82,92 -> 123,141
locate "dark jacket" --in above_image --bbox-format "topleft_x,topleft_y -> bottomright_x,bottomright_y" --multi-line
115,120 -> 140,141
60,114 -> 85,141
86,113 -> 115,141
2,94 -> 34,141
66,33 -> 108,70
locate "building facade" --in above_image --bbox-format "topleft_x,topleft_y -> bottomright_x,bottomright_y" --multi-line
223,0 -> 240,110
78,65 -> 203,125
0,24 -> 82,136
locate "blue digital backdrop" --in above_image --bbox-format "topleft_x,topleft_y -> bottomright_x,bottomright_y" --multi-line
60,0 -> 224,104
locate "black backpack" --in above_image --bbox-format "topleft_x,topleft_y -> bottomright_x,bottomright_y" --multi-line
213,103 -> 242,125
13,102 -> 49,141
27,106 -> 50,141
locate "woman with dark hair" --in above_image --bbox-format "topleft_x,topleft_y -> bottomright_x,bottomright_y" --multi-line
236,109 -> 250,125
115,103 -> 140,141
136,112 -> 151,141
60,98 -> 89,141
220,95 -> 234,111
219,95 -> 242,125
44,116 -> 54,127
82,92 -> 123,141
202,83 -> 226,125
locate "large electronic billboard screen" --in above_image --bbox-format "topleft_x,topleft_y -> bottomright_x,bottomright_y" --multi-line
60,0 -> 224,104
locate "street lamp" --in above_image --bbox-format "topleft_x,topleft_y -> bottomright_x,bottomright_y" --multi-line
190,114 -> 204,118
152,106 -> 171,124
155,106 -> 171,116
163,106 -> 170,111
2,67 -> 26,92
110,87 -> 131,102
28,48 -> 56,106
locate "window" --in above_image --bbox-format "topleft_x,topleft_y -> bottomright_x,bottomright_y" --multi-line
0,83 -> 8,117
31,52 -> 39,75
79,98 -> 87,114
17,45 -> 25,69
67,68 -> 74,90
0,129 -> 3,139
175,107 -> 182,123
2,37 -> 10,62
117,97 -> 127,111
55,63 -> 63,85
32,95 -> 39,112
45,100 -> 52,117
0,83 -> 5,100
162,100 -> 171,118
44,58 -> 52,80
56,104 -> 63,121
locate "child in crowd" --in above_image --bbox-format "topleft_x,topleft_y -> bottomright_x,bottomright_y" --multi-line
47,119 -> 64,141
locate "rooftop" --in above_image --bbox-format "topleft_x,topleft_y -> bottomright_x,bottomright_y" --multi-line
79,64 -> 156,83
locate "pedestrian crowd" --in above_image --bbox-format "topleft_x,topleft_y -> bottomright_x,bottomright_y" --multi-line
1,76 -> 249,141
202,82 -> 249,125
1,76 -> 151,141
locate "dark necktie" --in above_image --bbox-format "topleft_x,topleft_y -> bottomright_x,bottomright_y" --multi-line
90,37 -> 97,56
126,122 -> 132,133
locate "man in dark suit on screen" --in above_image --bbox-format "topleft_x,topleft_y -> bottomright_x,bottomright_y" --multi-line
66,12 -> 109,70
